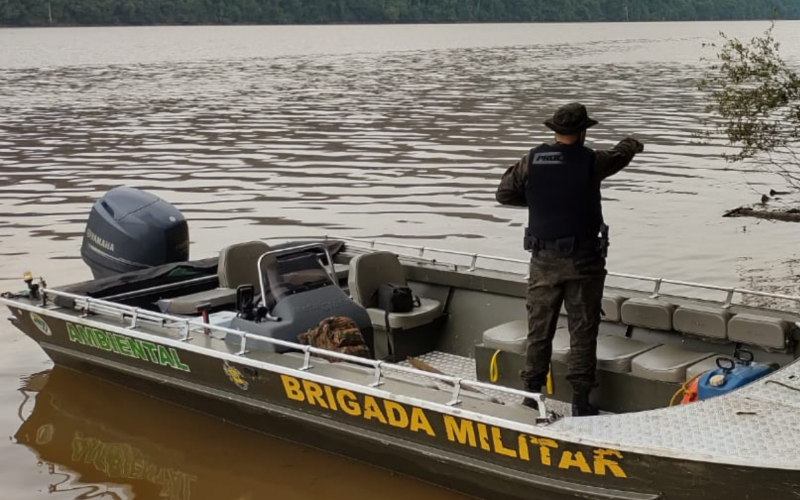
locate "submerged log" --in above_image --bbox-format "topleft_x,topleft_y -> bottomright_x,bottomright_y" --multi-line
723,205 -> 800,222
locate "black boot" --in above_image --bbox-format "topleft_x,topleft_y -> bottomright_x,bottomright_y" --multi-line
521,386 -> 542,410
572,389 -> 599,417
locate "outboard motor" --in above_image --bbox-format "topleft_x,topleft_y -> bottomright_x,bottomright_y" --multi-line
81,187 -> 189,279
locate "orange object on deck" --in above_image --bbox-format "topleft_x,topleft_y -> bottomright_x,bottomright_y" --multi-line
680,378 -> 700,405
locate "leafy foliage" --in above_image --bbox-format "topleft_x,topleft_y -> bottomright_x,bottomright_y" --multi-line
700,23 -> 800,189
3,0 -> 800,25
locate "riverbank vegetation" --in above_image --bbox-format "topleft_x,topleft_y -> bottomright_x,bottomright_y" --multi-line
3,0 -> 800,26
701,23 -> 800,220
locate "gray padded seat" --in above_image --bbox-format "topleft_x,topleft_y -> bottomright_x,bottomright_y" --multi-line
596,335 -> 660,373
157,288 -> 237,315
483,320 -> 527,355
218,240 -> 272,295
686,356 -> 720,381
621,298 -> 676,331
673,305 -> 730,340
348,251 -> 443,331
728,313 -> 789,350
631,345 -> 714,383
601,295 -> 627,322
155,240 -> 270,316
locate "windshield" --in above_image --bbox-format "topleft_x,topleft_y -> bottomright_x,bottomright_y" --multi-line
262,251 -> 334,309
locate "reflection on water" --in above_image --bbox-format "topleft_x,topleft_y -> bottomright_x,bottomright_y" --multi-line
14,367 -> 469,500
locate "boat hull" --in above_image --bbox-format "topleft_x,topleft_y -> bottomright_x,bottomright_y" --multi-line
7,303 -> 800,500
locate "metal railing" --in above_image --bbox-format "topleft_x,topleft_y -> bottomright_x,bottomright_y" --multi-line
33,288 -> 552,423
330,236 -> 800,310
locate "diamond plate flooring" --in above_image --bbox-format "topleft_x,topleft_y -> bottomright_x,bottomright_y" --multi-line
398,351 -> 800,467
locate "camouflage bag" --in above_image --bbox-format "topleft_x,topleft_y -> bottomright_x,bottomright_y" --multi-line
297,316 -> 371,362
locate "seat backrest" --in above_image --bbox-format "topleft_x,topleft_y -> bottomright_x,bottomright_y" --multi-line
218,241 -> 271,294
348,251 -> 406,307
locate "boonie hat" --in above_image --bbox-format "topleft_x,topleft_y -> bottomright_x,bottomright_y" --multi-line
544,103 -> 599,135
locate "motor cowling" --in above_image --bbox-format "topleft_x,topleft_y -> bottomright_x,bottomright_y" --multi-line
80,187 -> 189,279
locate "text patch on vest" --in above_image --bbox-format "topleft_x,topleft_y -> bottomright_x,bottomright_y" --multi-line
533,152 -> 565,165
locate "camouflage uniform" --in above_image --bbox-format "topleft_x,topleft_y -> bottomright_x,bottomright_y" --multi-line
496,103 -> 643,412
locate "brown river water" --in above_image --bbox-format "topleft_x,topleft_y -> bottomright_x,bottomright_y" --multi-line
2,21 -> 800,499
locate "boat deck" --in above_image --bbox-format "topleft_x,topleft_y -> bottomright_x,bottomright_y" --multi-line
398,351 -> 573,415
401,350 -> 800,469
550,359 -> 800,468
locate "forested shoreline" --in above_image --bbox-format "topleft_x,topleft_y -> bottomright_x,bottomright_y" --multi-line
2,0 -> 800,26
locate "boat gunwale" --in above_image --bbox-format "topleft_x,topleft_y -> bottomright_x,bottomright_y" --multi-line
322,235 -> 800,311
5,294 -> 800,471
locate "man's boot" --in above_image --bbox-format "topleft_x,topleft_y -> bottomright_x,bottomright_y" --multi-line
521,385 -> 542,410
572,388 -> 599,417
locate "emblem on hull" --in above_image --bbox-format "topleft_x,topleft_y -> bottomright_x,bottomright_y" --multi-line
30,313 -> 52,336
224,361 -> 249,390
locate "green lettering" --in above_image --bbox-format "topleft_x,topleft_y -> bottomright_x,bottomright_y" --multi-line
117,336 -> 133,357
94,329 -> 112,351
67,324 -> 84,344
158,345 -> 177,368
142,342 -> 158,363
169,348 -> 191,372
80,325 -> 98,347
107,334 -> 122,354
129,339 -> 148,361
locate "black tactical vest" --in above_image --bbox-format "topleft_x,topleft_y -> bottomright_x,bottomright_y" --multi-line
526,143 -> 603,241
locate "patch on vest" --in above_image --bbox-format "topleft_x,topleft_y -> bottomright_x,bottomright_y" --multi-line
533,152 -> 565,165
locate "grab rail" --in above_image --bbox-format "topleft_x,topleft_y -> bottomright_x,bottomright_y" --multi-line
329,236 -> 800,309
33,288 -> 552,423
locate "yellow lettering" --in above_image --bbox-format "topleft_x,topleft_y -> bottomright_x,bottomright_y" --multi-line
476,423 -> 491,451
518,434 -> 530,461
409,408 -> 436,437
530,437 -> 559,466
323,385 -> 338,411
443,416 -> 476,446
491,427 -> 517,458
302,380 -> 328,409
384,401 -> 409,428
593,449 -> 627,478
363,396 -> 388,424
336,390 -> 361,416
558,451 -> 592,474
281,375 -> 305,402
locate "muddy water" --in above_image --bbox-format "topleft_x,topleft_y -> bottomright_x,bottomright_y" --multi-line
2,21 -> 800,499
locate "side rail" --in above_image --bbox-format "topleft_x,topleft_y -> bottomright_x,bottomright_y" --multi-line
330,236 -> 800,311
25,289 -> 552,423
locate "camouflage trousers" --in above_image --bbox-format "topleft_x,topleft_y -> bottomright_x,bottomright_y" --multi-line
523,249 -> 607,391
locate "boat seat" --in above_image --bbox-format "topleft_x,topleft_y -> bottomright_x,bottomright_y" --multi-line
686,356 -> 720,381
673,305 -> 730,340
156,240 -> 271,315
367,298 -> 444,331
483,320 -> 527,355
349,251 -> 443,331
156,288 -> 237,315
596,335 -> 660,373
218,240 -> 272,295
620,298 -> 676,331
727,313 -> 789,351
631,345 -> 714,383
601,294 -> 627,322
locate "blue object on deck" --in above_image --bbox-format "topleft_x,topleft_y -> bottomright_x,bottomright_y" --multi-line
697,355 -> 775,400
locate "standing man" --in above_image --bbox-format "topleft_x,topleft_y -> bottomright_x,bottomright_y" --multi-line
496,103 -> 643,417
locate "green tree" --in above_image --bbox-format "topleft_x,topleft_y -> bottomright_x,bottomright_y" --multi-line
700,23 -> 800,189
